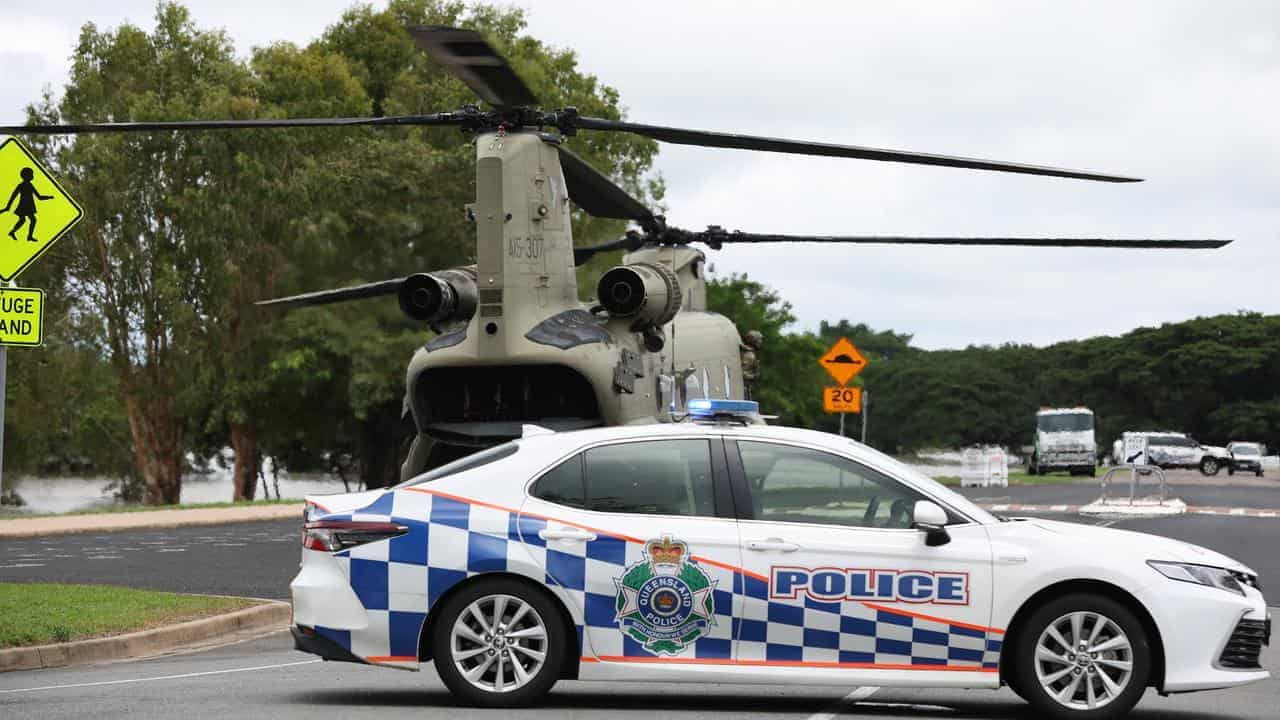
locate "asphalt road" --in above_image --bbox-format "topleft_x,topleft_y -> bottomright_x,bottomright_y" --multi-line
1,629 -> 1277,720
4,484 -> 1280,596
955,478 -> 1280,510
0,521 -> 300,599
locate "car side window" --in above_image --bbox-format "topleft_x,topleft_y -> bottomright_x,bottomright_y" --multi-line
737,441 -> 928,529
530,454 -> 587,509
582,439 -> 717,517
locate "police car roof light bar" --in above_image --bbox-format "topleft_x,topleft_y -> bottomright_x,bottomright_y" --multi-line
686,398 -> 761,423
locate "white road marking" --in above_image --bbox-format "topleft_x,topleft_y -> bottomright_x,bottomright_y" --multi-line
1050,504 -> 1069,512
1230,508 -> 1246,516
156,548 -> 187,553
0,659 -> 321,695
1094,520 -> 1117,527
0,563 -> 44,569
807,685 -> 879,720
855,701 -> 956,713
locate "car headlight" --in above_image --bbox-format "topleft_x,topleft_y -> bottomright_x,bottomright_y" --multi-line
1148,560 -> 1248,596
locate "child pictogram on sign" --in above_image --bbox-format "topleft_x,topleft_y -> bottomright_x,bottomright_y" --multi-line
1,167 -> 55,242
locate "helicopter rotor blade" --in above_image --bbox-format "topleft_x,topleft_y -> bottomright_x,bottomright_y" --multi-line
684,229 -> 1230,249
568,116 -> 1141,183
409,26 -> 538,109
0,114 -> 467,136
556,146 -> 658,229
255,278 -> 407,309
573,234 -> 647,266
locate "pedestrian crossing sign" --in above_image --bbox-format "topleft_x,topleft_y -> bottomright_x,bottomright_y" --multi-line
0,137 -> 83,281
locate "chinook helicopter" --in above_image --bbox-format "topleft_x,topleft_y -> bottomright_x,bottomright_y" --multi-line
4,26 -> 1228,480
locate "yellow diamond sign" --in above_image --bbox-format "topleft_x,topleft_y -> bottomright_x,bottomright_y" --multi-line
0,137 -> 82,281
819,336 -> 868,386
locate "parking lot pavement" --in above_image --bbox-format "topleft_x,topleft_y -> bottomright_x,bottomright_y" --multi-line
0,520 -> 299,599
956,473 -> 1280,512
1,629 -> 1276,720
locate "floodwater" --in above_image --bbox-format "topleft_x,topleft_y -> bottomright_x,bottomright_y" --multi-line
2,468 -> 350,515
0,448 -> 980,516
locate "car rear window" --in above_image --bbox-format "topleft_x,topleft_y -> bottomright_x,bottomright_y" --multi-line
396,442 -> 519,487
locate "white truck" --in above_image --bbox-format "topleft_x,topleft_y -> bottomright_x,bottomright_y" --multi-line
1028,407 -> 1097,476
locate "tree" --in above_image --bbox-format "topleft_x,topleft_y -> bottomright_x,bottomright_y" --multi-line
707,274 -> 829,430
25,4 -> 259,503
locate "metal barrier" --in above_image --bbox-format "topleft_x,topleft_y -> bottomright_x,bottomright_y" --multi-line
1100,464 -> 1168,505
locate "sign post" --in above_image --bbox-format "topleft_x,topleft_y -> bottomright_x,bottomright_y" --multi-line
0,136 -> 82,488
819,337 -> 868,439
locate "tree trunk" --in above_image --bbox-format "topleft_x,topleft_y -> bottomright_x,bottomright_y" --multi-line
230,422 -> 258,501
123,391 -> 183,505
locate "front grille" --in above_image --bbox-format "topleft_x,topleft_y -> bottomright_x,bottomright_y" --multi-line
1219,619 -> 1269,669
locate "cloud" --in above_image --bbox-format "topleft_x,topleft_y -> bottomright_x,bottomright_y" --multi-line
3,0 -> 1278,349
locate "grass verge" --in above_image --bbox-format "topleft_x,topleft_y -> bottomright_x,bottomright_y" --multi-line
0,583 -> 255,648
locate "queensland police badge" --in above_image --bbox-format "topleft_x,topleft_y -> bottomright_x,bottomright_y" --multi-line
614,536 -> 717,654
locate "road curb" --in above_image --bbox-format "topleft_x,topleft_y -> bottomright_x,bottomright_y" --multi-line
0,503 -> 304,538
0,600 -> 291,673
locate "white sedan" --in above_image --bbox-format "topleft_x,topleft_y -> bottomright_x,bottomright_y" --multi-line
290,400 -> 1269,719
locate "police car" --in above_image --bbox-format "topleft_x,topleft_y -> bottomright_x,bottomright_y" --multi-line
291,400 -> 1270,719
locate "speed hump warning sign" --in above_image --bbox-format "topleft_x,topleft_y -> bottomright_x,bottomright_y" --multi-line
0,137 -> 83,281
0,286 -> 43,347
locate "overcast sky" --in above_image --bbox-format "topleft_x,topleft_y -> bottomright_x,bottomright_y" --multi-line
4,1 -> 1278,349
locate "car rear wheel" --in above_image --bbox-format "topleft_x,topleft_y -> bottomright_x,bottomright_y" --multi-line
1015,593 -> 1151,720
431,577 -> 566,707
1200,457 -> 1220,476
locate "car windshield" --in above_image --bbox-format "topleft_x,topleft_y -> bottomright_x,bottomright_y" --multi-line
844,439 -> 997,524
1233,445 -> 1260,456
1037,413 -> 1093,432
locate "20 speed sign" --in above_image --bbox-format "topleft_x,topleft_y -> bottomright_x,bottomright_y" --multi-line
823,386 -> 862,413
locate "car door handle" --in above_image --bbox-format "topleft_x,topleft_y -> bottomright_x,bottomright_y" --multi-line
747,539 -> 800,552
539,527 -> 597,542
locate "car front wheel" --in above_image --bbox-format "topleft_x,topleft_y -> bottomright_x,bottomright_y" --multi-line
431,577 -> 566,707
1015,593 -> 1151,720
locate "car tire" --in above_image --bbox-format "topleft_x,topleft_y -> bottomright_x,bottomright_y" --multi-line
1014,593 -> 1151,720
1227,467 -> 1235,476
1258,470 -> 1264,478
430,577 -> 566,707
1199,457 -> 1220,476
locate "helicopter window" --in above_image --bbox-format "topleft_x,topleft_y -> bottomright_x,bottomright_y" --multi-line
581,440 -> 716,518
396,442 -> 518,488
735,441 -> 930,529
530,454 -> 587,509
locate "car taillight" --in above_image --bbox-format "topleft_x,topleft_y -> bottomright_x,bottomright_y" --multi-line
302,520 -> 408,552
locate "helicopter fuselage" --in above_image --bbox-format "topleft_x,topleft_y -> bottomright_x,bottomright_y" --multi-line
400,131 -> 746,478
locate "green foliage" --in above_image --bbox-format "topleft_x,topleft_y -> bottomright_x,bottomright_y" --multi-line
4,1 -> 663,497
865,311 -> 1280,454
707,274 -> 829,430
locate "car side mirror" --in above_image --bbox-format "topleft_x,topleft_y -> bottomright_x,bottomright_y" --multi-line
912,500 -> 951,547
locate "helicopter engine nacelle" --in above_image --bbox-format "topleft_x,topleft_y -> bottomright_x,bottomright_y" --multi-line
398,268 -> 478,328
597,262 -> 682,329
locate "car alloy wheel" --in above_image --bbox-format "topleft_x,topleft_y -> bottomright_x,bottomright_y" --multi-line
1034,611 -> 1133,711
1201,458 -> 1219,475
450,593 -> 549,694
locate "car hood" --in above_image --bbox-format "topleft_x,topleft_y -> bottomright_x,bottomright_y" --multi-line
1019,518 -> 1254,575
